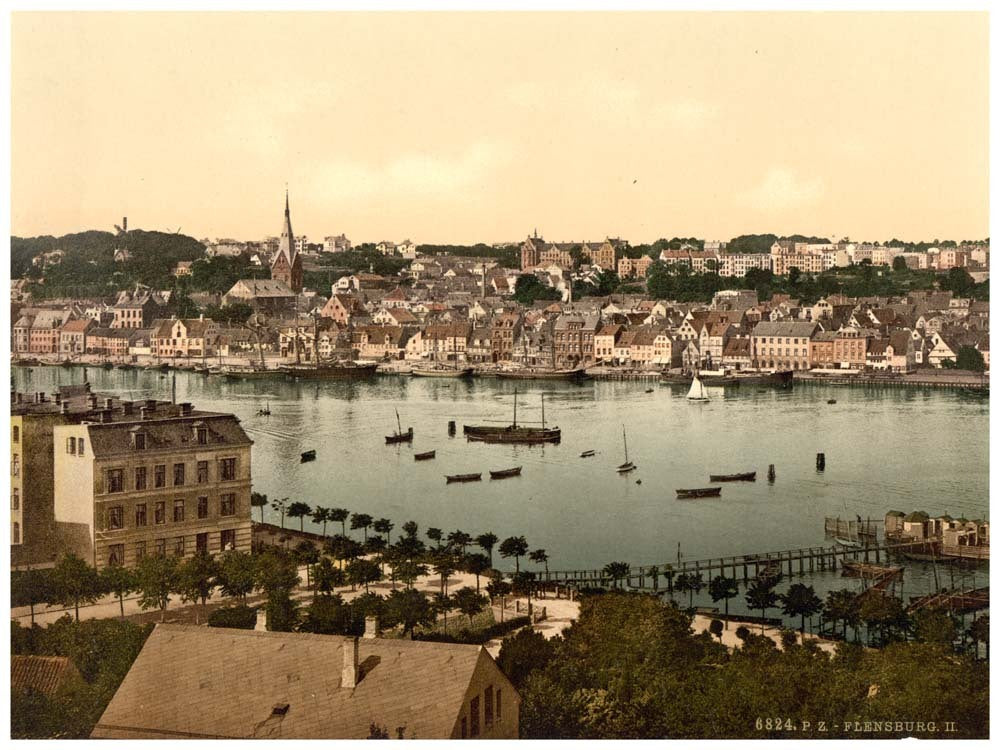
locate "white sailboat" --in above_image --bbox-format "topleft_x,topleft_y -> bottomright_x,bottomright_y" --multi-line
687,372 -> 709,402
617,424 -> 636,473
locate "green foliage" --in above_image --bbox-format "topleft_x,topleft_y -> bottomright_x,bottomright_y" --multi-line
175,551 -> 217,610
602,561 -> 630,588
207,605 -> 258,630
513,275 -> 561,305
417,243 -> 520,269
451,586 -> 489,625
476,532 -> 499,565
203,301 -> 254,324
51,554 -> 103,621
497,627 -> 557,689
286,501 -> 312,531
709,619 -> 725,641
745,578 -> 780,630
11,567 -> 56,619
384,588 -> 436,637
312,247 -> 409,277
346,558 -> 383,594
780,583 -> 823,633
299,594 -> 352,635
414,614 -> 531,645
190,255 -> 258,294
215,550 -> 256,602
134,555 -> 179,620
499,536 -> 529,573
100,565 -> 138,619
912,609 -> 958,645
955,346 -> 986,373
312,556 -> 346,595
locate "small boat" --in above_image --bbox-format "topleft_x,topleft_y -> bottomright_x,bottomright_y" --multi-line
61,359 -> 74,368
158,363 -> 171,372
386,409 -> 414,444
464,391 -> 561,444
580,450 -> 596,458
617,425 -> 636,473
102,362 -> 114,370
280,361 -> 377,380
119,363 -> 136,371
411,366 -> 474,378
446,473 -> 482,483
414,450 -> 436,461
676,487 -> 722,499
834,536 -> 861,548
489,466 -> 522,479
645,388 -> 654,393
827,399 -> 837,404
686,373 -> 709,402
709,471 -> 756,482
496,366 -> 590,381
300,449 -> 317,462
256,402 -> 272,417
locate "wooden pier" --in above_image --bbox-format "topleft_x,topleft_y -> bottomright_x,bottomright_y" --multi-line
907,587 -> 990,615
824,516 -> 880,539
798,374 -> 988,393
537,540 -> 932,588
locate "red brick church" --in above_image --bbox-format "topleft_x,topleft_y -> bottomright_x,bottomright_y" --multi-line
271,190 -> 303,293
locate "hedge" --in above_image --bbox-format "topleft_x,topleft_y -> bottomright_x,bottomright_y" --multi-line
414,615 -> 531,645
207,605 -> 258,630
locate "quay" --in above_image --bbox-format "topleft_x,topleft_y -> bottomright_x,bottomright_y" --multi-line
796,371 -> 988,393
537,540 -> 937,589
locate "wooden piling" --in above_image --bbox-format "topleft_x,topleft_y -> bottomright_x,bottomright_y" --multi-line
816,452 -> 826,471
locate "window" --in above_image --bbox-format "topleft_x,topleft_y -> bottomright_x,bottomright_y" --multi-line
155,501 -> 166,525
135,503 -> 147,526
173,463 -> 185,486
11,455 -> 19,477
196,532 -> 208,553
108,506 -> 124,530
108,544 -> 124,566
174,536 -> 185,557
220,528 -> 236,551
135,467 -> 147,491
484,686 -> 493,727
135,540 -> 146,560
12,426 -> 19,443
197,461 -> 209,483
197,496 -> 209,519
155,538 -> 166,557
12,522 -> 21,545
220,458 -> 236,481
107,469 -> 124,493
196,427 -> 208,445
12,488 -> 20,510
470,696 -> 480,737
220,493 -> 236,517
132,432 -> 146,450
496,689 -> 502,720
67,437 -> 76,454
154,464 -> 166,488
173,499 -> 185,522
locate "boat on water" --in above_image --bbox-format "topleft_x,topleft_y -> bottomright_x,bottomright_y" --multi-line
61,359 -> 74,368
385,409 -> 414,444
709,471 -> 756,482
617,425 -> 636,473
464,390 -> 561,444
827,399 -> 837,404
645,388 -> 654,393
280,360 -> 378,380
580,450 -> 596,458
158,363 -> 171,371
411,365 -> 474,378
13,358 -> 41,367
102,362 -> 114,370
300,449 -> 317,462
687,373 -> 709,402
676,487 -> 722,499
118,363 -> 137,371
662,370 -> 794,388
489,466 -> 522,479
223,366 -> 274,380
496,366 -> 590,381
834,536 -> 862,548
414,450 -> 436,461
446,473 -> 482,483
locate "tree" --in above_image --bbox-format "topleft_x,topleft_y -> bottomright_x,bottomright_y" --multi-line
602,561 -> 630,589
402,520 -> 419,540
675,572 -> 703,608
373,517 -> 394,541
100,565 -> 137,620
271,497 -> 289,529
499,536 -> 529,573
346,558 -> 382,594
447,529 -> 473,555
299,593 -> 351,635
176,551 -> 217,624
780,583 -> 823,634
514,274 -> 561,305
430,551 -> 457,596
913,608 -> 958,645
13,568 -> 54,625
313,557 -> 346,596
745,578 -> 779,634
287,501 -> 312,532
250,491 -> 268,524
311,506 -> 331,537
254,549 -> 301,632
529,549 -> 550,576
497,628 -> 557,690
709,618 -> 725,642
392,559 -> 428,590
351,512 -> 374,542
51,553 -> 102,622
892,255 -> 908,272
477,532 -> 499,566
330,507 -> 351,537
433,591 -> 454,633
452,586 -> 489,626
824,588 -> 859,641
384,588 -> 436,638
968,615 -> 989,660
215,550 -> 256,603
463,552 -> 491,593
135,554 -> 179,622
426,527 -> 443,549
708,575 -> 739,629
294,541 -> 320,589
956,346 -> 986,373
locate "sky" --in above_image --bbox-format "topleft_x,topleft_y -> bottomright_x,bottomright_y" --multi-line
10,11 -> 989,245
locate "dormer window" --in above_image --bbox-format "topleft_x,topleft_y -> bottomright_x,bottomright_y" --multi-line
132,431 -> 146,450
196,427 -> 208,445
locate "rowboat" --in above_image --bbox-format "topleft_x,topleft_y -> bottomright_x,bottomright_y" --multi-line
834,536 -> 861,548
827,399 -> 837,404
300,450 -> 317,462
676,487 -> 722,499
414,450 -> 436,461
580,450 -> 596,458
411,366 -> 474,378
708,471 -> 756,482
446,473 -> 482,483
385,410 -> 413,444
489,466 -> 522,479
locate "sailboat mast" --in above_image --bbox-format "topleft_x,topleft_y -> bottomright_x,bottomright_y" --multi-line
541,393 -> 545,428
622,424 -> 628,462
513,389 -> 518,429
396,408 -> 402,435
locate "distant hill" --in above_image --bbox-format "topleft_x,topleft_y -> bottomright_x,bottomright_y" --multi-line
11,229 -> 207,298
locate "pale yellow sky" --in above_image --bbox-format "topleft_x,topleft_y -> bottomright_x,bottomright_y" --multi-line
11,12 -> 989,244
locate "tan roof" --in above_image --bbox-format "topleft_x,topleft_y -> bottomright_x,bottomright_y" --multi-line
11,655 -> 80,696
92,624 -> 498,740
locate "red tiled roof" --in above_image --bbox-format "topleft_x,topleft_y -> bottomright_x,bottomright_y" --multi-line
11,655 -> 80,696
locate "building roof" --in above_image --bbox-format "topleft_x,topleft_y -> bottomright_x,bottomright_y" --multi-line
83,412 -> 251,458
92,624 -> 502,740
11,655 -> 81,696
751,321 -> 819,338
227,279 -> 296,299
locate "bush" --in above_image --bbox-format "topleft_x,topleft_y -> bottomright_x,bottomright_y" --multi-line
414,615 -> 531,645
207,605 -> 258,630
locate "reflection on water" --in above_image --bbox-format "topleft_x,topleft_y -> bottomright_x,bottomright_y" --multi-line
15,367 -> 989,591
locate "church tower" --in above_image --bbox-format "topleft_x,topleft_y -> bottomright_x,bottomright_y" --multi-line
271,189 -> 303,292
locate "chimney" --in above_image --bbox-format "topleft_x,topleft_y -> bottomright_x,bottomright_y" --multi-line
101,409 -> 113,423
342,637 -> 359,688
122,401 -> 133,416
363,616 -> 379,639
88,394 -> 98,409
254,610 -> 267,632
179,402 -> 193,416
104,397 -> 114,410
139,407 -> 149,421
61,401 -> 70,415
54,392 -> 62,405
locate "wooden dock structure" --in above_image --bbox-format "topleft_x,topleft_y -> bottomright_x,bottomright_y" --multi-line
907,587 -> 990,615
824,516 -> 879,540
536,540 -> 932,589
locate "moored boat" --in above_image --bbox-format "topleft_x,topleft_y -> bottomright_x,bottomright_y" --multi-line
580,450 -> 596,458
385,427 -> 414,444
223,366 -> 274,380
464,390 -> 561,444
676,487 -> 722,499
414,450 -> 436,461
617,425 -> 636,473
446,473 -> 482,483
411,366 -> 474,378
709,471 -> 756,482
496,366 -> 590,381
300,449 -> 317,462
280,361 -> 377,380
686,373 -> 709,402
489,466 -> 522,479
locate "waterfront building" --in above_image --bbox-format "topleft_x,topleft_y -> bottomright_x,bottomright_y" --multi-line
594,323 -> 622,362
87,328 -> 132,358
490,312 -> 523,363
223,278 -> 297,314
112,288 -> 163,329
553,313 -> 600,368
150,317 -> 220,359
59,318 -> 96,355
832,327 -> 869,369
51,398 -> 253,570
749,320 -> 818,371
92,625 -> 520,739
270,191 -> 304,293
809,330 -> 838,368
27,310 -> 72,354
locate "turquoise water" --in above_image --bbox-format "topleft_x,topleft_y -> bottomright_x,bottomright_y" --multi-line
14,366 -> 989,615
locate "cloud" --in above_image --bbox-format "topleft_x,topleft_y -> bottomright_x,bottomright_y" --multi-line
307,141 -> 512,201
741,167 -> 825,211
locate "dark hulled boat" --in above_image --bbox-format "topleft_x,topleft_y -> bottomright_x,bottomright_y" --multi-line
446,473 -> 482,483
411,366 -> 474,378
676,487 -> 722,499
489,466 -> 522,479
281,361 -> 377,380
385,409 -> 413,444
496,366 -> 590,381
709,471 -> 756,482
464,390 -> 561,444
301,449 -> 317,462
580,450 -> 596,458
414,450 -> 436,461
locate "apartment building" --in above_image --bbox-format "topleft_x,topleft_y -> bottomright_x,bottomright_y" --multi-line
750,321 -> 819,371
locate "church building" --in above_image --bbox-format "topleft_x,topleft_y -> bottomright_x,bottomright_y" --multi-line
271,190 -> 304,293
